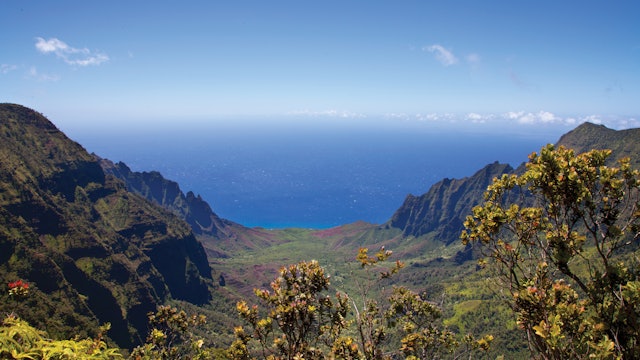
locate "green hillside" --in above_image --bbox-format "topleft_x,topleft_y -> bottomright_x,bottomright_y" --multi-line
556,122 -> 640,168
0,104 -> 214,348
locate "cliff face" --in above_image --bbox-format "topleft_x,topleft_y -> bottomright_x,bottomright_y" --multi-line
0,104 -> 213,348
98,159 -> 253,260
388,162 -> 513,243
387,122 -> 640,246
99,159 -> 236,238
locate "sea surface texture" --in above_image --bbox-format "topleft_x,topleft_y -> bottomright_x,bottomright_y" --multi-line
72,119 -> 564,228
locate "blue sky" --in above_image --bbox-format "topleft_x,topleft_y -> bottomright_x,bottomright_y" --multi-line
1,1 -> 639,131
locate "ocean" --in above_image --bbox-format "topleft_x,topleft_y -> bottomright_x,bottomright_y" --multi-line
68,118 -> 569,228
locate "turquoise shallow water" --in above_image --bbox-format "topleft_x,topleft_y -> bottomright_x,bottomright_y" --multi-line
72,120 -> 566,228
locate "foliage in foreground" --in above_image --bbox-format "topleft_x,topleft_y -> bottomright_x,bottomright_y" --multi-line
129,305 -> 222,359
0,306 -> 225,360
2,252 -> 492,360
0,315 -> 121,359
228,249 -> 493,359
462,144 -> 640,359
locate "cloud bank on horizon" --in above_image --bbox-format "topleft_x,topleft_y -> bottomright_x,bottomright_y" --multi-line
290,109 -> 638,131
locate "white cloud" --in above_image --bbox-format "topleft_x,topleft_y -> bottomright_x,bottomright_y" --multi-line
415,113 -> 439,121
580,114 -> 602,125
503,111 -> 580,126
28,66 -> 60,82
289,109 -> 366,119
1,64 -> 18,74
35,37 -> 109,66
424,113 -> 448,121
503,111 -> 563,125
538,111 -> 560,123
572,114 -> 640,130
614,117 -> 640,129
466,112 -> 484,123
385,112 -> 455,122
424,44 -> 458,66
35,37 -> 68,53
385,111 -> 640,130
504,111 -> 525,120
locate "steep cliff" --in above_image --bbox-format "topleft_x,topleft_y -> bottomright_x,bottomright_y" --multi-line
0,104 -> 213,348
99,159 -> 285,258
388,162 -> 513,243
99,160 -> 238,236
387,122 -> 640,246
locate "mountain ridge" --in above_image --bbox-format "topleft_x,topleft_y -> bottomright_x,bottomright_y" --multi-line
388,161 -> 514,243
556,122 -> 640,168
384,122 -> 640,246
0,103 -> 214,348
98,159 -> 285,258
99,159 -> 236,238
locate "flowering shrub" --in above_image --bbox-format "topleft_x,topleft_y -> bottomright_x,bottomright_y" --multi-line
8,279 -> 29,298
0,315 -> 122,359
462,145 -> 640,358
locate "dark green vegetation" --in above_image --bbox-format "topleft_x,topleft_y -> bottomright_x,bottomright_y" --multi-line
1,103 -> 639,358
